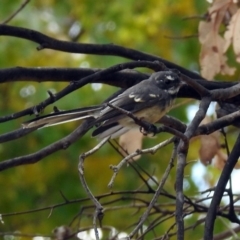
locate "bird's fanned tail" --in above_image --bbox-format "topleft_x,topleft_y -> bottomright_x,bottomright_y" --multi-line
22,105 -> 102,129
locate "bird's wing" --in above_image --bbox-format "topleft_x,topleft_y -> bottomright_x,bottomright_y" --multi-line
96,79 -> 168,122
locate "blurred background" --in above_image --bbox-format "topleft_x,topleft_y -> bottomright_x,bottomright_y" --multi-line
0,0 -> 239,239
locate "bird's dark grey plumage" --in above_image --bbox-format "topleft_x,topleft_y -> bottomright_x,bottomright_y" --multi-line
22,71 -> 183,139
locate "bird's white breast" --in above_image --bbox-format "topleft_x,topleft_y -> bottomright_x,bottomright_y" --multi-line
118,101 -> 173,128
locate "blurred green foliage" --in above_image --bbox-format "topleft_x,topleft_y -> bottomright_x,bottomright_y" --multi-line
0,0 -> 238,239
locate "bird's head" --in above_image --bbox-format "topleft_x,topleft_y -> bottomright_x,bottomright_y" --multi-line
151,70 -> 183,96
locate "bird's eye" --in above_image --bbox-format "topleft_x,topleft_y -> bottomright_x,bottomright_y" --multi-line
165,80 -> 171,85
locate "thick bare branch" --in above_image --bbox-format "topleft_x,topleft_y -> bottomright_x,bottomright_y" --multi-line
204,133 -> 240,240
0,120 -> 93,171
0,24 -> 203,79
0,61 -> 162,123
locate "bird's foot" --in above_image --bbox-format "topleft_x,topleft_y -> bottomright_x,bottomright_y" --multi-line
140,121 -> 157,136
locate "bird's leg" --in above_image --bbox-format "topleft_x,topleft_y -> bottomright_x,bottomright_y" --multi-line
107,103 -> 158,135
139,119 -> 157,136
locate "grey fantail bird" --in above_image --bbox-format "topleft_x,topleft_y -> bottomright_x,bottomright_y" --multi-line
22,70 -> 183,139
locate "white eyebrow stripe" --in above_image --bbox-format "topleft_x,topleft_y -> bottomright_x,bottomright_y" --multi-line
149,94 -> 157,98
166,75 -> 175,80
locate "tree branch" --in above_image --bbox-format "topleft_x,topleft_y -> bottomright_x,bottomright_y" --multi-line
0,61 -> 163,123
1,0 -> 30,24
0,119 -> 93,171
0,24 -> 203,79
204,133 -> 240,240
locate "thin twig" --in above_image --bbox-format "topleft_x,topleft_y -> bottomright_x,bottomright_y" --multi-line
108,137 -> 175,188
1,0 -> 30,24
78,137 -> 110,240
213,225 -> 240,240
128,140 -> 178,238
164,34 -> 199,40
